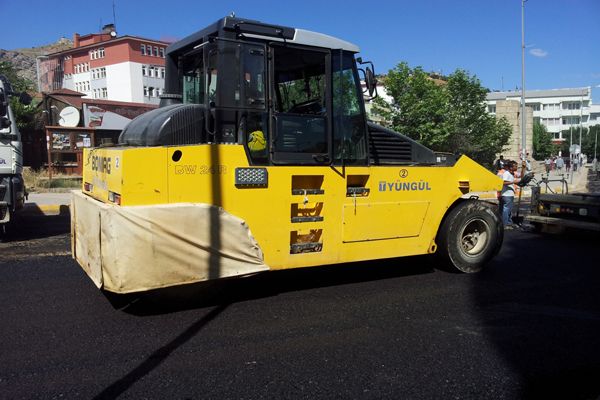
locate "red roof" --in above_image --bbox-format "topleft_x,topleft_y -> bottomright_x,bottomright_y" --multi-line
46,91 -> 157,110
49,88 -> 85,96
45,35 -> 170,57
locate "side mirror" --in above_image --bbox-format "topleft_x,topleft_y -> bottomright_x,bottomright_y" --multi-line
0,116 -> 10,130
357,58 -> 378,100
365,67 -> 377,98
0,89 -> 7,116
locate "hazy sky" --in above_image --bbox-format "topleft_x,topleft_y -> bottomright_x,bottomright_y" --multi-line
2,0 -> 599,101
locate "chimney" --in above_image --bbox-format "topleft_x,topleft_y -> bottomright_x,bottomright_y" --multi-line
73,33 -> 80,48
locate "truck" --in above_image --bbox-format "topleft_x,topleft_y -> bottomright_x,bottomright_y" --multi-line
526,181 -> 600,233
0,75 -> 30,236
71,17 -> 504,293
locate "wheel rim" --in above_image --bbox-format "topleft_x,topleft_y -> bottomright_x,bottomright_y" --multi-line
459,217 -> 490,257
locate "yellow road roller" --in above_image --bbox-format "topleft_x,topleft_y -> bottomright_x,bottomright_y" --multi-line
71,16 -> 503,293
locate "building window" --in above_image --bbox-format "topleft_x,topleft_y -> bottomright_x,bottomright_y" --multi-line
488,105 -> 496,113
543,103 -> 559,111
98,48 -> 105,58
141,44 -> 146,55
542,118 -> 561,126
144,86 -> 149,97
562,102 -> 573,110
554,131 -> 561,139
160,48 -> 165,58
160,68 -> 165,79
154,46 -> 159,57
102,88 -> 108,98
562,116 -> 580,125
142,65 -> 147,76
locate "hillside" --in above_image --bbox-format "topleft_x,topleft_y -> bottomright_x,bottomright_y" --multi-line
0,38 -> 72,85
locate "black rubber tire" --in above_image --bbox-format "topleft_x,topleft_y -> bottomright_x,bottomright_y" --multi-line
436,200 -> 503,273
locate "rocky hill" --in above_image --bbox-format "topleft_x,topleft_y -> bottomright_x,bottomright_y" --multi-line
0,38 -> 72,85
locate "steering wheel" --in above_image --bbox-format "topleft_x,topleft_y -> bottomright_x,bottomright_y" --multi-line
288,99 -> 322,114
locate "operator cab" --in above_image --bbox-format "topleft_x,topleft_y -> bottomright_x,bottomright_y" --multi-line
119,16 -> 437,166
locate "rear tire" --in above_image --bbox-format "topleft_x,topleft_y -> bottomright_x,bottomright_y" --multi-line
436,200 -> 503,273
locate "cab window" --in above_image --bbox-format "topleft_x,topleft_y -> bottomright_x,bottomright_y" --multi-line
332,51 -> 368,165
271,45 -> 329,164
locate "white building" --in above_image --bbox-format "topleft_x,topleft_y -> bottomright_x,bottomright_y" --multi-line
486,87 -> 597,141
38,25 -> 168,105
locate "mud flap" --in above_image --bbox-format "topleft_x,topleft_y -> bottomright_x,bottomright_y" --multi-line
71,191 -> 106,288
71,191 -> 269,293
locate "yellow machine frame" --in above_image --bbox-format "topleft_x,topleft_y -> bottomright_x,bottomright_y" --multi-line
71,144 -> 501,293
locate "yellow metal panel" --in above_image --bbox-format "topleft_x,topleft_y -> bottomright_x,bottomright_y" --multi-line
82,147 -> 168,205
121,147 -> 168,205
342,201 -> 430,242
79,145 -> 503,275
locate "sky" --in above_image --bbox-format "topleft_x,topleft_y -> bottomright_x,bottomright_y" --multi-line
2,0 -> 599,102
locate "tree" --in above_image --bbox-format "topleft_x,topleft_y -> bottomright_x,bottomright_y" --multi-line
560,126 -> 600,160
371,62 -> 511,168
372,63 -> 450,148
588,125 -> 600,160
532,121 -> 553,158
0,61 -> 37,130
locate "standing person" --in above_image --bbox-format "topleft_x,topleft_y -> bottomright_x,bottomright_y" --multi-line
501,161 -> 521,229
565,157 -> 571,173
555,156 -> 564,173
496,162 -> 507,218
494,155 -> 505,172
523,152 -> 532,173
573,156 -> 579,172
544,157 -> 552,174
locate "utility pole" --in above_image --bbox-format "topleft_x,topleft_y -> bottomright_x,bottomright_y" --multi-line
516,0 -> 528,224
521,0 -> 527,160
580,95 -> 583,162
570,126 -> 573,184
594,128 -> 598,161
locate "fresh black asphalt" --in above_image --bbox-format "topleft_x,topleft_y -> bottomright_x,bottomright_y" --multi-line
1,215 -> 599,399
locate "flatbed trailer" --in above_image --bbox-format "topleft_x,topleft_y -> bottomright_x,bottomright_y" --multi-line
526,187 -> 600,232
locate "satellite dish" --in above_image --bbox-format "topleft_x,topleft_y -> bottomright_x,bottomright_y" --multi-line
58,106 -> 80,127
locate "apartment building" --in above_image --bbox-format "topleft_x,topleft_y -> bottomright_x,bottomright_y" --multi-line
486,87 -> 597,142
37,25 -> 169,105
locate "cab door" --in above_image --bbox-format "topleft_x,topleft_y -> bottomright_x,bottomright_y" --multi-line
269,44 -> 332,165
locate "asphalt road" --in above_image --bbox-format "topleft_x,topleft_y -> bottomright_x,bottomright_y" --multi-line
1,215 -> 599,399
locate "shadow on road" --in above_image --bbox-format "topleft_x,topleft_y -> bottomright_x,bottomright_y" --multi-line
3,212 -> 70,241
472,230 -> 600,399
94,256 -> 436,398
93,303 -> 230,400
104,255 -> 436,316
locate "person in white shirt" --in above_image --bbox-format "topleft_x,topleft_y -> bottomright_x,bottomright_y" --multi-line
501,161 -> 521,228
555,156 -> 564,173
